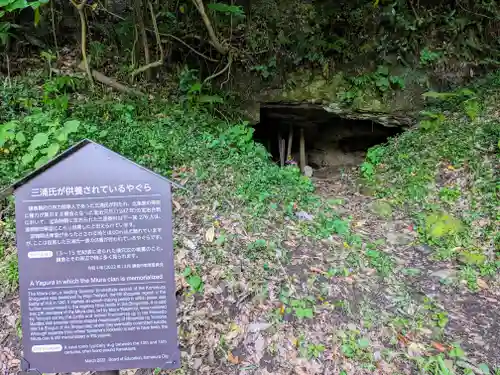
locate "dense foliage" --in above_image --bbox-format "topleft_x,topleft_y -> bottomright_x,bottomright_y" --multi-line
2,0 -> 500,89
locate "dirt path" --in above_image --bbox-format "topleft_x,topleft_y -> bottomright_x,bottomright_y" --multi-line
1,170 -> 498,375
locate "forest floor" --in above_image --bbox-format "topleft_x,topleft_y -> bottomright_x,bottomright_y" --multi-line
0,71 -> 499,375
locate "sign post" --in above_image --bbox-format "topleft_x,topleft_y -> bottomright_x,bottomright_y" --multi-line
4,140 -> 180,374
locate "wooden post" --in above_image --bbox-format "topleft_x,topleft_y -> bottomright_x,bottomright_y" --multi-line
278,132 -> 284,167
286,124 -> 293,161
280,138 -> 286,167
299,128 -> 306,173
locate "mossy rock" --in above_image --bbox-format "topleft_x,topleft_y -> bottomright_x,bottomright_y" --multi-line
370,201 -> 393,218
424,212 -> 462,239
458,251 -> 487,265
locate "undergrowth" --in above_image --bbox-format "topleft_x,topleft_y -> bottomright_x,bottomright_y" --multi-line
362,73 -> 500,283
0,72 -> 315,288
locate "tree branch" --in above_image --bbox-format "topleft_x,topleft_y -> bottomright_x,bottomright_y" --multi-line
77,61 -> 145,97
203,54 -> 232,84
134,0 -> 151,80
191,0 -> 228,55
131,0 -> 164,78
50,0 -> 59,58
71,0 -> 93,86
97,3 -> 219,62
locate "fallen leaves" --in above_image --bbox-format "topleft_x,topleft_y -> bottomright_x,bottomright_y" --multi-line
225,322 -> 243,341
172,199 -> 181,211
227,350 -> 241,364
477,278 -> 489,290
205,227 -> 215,243
248,322 -> 272,333
310,266 -> 326,275
431,341 -> 447,352
407,342 -> 426,357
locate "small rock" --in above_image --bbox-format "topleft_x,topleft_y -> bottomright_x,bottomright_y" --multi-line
207,348 -> 215,364
303,165 -> 313,177
6,315 -> 17,328
0,306 -> 12,317
193,358 -> 202,369
254,335 -> 265,353
295,211 -> 314,221
373,351 -> 382,361
346,323 -> 357,331
415,244 -> 433,254
183,238 -> 196,250
9,358 -> 20,366
248,322 -> 272,333
477,278 -> 489,290
407,342 -> 425,357
387,231 -> 414,246
359,186 -> 375,196
430,269 -> 457,279
394,256 -> 406,266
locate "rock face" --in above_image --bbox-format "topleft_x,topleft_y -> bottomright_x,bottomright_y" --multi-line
239,69 -> 425,125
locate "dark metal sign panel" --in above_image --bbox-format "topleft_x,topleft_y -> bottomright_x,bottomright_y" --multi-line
14,142 -> 180,373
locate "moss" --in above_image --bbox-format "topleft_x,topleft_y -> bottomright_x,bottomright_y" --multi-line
370,201 -> 393,218
458,251 -> 487,265
245,68 -> 425,123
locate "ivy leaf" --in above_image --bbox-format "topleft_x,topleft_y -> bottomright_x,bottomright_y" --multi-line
182,267 -> 192,277
5,0 -> 28,11
21,153 -> 35,165
188,83 -> 202,94
63,119 -> 80,133
0,0 -> 14,8
29,132 -> 49,150
34,155 -> 49,169
478,363 -> 490,375
341,344 -> 354,358
295,307 -> 313,319
15,131 -> 26,143
449,344 -> 465,359
357,338 -> 370,349
376,65 -> 389,76
45,143 -> 60,159
187,275 -> 203,292
55,130 -> 68,142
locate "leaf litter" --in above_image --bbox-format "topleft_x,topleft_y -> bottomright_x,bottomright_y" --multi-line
0,156 -> 498,375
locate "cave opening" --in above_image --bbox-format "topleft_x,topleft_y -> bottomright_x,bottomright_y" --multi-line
253,104 -> 406,177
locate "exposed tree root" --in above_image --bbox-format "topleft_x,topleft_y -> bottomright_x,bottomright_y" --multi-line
131,0 -> 164,78
77,62 -> 145,97
71,0 -> 93,87
191,0 -> 228,55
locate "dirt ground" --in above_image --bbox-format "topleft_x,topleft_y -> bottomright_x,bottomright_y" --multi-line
1,168 -> 498,375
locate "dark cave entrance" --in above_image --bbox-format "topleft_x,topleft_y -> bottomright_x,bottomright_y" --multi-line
253,104 -> 406,176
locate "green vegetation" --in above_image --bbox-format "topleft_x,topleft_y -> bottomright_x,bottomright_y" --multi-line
363,75 -> 499,277
1,0 -> 500,373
